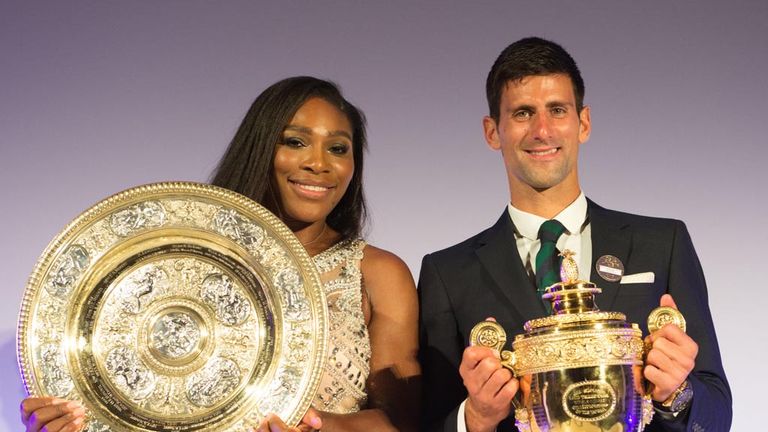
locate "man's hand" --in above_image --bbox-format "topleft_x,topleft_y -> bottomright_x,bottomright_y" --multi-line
644,294 -> 698,402
20,397 -> 85,432
460,345 -> 518,432
255,408 -> 322,432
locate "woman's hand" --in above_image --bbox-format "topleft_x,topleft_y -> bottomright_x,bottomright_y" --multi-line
20,397 -> 85,432
255,408 -> 322,432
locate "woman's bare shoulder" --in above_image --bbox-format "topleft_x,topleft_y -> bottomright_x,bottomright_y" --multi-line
361,244 -> 411,277
360,244 -> 415,297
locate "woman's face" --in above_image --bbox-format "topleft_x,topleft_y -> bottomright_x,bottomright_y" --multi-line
272,97 -> 355,229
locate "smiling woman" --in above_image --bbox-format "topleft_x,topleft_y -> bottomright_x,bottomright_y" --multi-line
211,78 -> 369,254
19,77 -> 421,432
272,98 -> 356,238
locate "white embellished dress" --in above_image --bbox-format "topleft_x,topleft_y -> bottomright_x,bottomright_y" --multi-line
311,238 -> 372,414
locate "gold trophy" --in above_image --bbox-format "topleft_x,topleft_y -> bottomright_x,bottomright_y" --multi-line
470,251 -> 685,431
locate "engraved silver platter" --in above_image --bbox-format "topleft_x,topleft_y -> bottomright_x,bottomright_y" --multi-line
17,182 -> 328,431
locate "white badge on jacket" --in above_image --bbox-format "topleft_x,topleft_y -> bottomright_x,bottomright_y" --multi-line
619,272 -> 655,284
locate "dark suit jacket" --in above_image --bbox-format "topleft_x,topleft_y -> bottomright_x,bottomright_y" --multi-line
418,200 -> 731,432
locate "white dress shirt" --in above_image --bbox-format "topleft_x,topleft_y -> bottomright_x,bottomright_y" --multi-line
506,192 -> 591,282
457,192 -> 592,432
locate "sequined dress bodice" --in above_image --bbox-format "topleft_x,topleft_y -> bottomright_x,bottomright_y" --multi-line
311,239 -> 371,414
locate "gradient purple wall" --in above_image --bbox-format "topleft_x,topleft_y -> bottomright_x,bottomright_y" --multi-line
2,1 -> 765,429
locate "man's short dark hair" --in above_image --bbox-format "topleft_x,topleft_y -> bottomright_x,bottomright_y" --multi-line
486,37 -> 585,122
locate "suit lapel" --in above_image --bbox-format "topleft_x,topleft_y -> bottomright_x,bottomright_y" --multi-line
588,200 -> 632,311
475,212 -> 547,322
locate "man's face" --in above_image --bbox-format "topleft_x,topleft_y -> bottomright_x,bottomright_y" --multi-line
483,74 -> 591,197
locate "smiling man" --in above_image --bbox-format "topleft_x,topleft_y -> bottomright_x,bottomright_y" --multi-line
418,37 -> 731,432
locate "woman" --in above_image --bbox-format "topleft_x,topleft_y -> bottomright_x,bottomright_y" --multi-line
20,77 -> 420,432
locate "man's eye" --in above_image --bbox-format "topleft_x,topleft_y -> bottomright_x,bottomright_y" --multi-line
513,110 -> 532,120
551,107 -> 567,117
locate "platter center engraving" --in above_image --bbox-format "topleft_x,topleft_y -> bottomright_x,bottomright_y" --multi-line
150,310 -> 202,360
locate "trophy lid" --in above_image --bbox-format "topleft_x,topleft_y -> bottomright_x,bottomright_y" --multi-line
524,250 -> 627,332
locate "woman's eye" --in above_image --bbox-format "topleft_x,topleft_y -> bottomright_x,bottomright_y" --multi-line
329,143 -> 350,155
283,137 -> 305,148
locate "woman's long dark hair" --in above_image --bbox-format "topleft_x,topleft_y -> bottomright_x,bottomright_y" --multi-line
210,76 -> 368,241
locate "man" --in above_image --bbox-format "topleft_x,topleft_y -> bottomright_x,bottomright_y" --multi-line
418,37 -> 731,432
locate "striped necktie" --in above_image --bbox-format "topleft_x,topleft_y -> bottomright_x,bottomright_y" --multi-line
535,219 -> 567,306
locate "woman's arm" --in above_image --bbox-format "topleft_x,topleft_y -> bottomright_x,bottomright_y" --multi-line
326,245 -> 421,432
261,245 -> 421,432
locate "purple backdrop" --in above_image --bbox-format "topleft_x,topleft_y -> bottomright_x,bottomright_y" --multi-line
2,1 -> 765,429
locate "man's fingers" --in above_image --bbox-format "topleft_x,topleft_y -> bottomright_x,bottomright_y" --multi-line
652,324 -> 694,346
660,293 -> 677,309
643,364 -> 679,397
645,347 -> 669,369
464,368 -> 517,432
650,326 -> 698,363
646,346 -> 683,377
463,345 -> 499,365
643,363 -> 676,386
481,365 -> 514,398
494,372 -> 519,402
461,346 -> 484,371
462,354 -> 502,394
460,346 -> 501,386
650,321 -> 685,341
651,338 -> 682,365
650,335 -> 697,368
645,341 -> 692,403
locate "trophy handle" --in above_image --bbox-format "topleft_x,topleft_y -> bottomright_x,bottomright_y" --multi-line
641,306 -> 688,426
469,320 -> 517,373
469,321 -> 532,430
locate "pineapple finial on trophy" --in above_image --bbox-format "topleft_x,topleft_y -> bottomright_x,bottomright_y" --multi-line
559,249 -> 580,283
543,249 -> 602,315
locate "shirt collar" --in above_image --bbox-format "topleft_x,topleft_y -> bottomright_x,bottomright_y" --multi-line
507,192 -> 588,240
